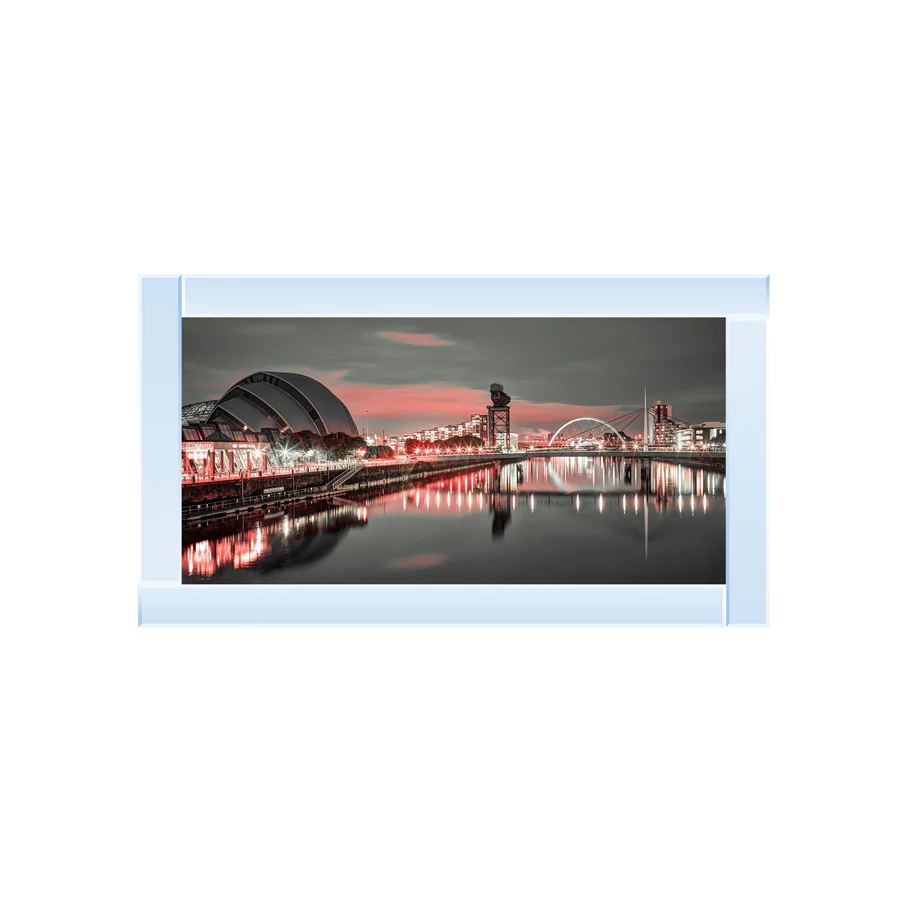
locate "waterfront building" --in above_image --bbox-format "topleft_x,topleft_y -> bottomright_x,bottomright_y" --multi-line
651,399 -> 677,448
181,371 -> 359,475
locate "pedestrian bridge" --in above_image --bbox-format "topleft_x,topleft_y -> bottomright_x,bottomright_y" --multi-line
527,448 -> 725,466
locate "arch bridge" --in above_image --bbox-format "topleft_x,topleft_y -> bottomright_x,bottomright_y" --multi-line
548,417 -> 628,448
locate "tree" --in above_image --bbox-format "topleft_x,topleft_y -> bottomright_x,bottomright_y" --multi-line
321,432 -> 367,460
365,445 -> 395,460
292,430 -> 322,453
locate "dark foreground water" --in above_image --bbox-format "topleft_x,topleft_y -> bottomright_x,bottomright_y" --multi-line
182,456 -> 725,584
182,457 -> 725,584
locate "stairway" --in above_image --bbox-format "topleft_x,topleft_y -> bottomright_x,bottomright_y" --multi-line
326,464 -> 363,492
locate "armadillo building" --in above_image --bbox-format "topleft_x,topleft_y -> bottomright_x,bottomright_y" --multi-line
182,372 -> 360,478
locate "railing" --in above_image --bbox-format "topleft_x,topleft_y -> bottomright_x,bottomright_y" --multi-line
181,464 -> 419,520
181,451 -> 524,483
183,448 -> 724,483
327,464 -> 364,491
182,454 -> 513,520
181,458 -> 361,484
525,447 -> 726,455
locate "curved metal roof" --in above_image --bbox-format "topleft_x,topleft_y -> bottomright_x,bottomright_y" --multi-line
209,372 -> 359,437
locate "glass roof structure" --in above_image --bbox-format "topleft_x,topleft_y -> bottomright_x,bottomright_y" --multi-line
181,399 -> 218,425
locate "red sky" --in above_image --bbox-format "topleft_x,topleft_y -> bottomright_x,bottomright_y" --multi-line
312,375 -> 634,439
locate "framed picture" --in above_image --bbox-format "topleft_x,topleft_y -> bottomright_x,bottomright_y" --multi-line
139,276 -> 767,625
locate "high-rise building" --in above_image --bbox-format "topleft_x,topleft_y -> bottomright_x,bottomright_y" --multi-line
470,413 -> 488,441
651,399 -> 677,448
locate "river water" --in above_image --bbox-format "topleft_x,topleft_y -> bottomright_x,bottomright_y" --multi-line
182,455 -> 725,584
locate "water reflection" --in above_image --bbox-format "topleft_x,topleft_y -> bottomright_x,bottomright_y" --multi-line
183,456 -> 726,584
388,553 -> 446,570
184,498 -> 368,580
491,502 -> 512,538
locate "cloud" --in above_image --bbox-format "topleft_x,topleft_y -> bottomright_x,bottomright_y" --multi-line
182,359 -> 648,439
181,317 -> 725,433
377,331 -> 454,347
320,378 -> 633,437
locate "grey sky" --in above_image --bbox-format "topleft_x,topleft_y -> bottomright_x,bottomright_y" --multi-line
182,318 -> 725,437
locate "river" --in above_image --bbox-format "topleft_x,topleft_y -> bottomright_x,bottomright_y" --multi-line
182,455 -> 725,584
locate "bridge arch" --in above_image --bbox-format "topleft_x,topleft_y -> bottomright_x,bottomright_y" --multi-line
548,417 -> 628,448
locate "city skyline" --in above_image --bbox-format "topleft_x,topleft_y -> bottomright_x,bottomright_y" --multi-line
182,317 -> 725,438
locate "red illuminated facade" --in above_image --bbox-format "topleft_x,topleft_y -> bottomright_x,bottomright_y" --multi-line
181,426 -> 270,478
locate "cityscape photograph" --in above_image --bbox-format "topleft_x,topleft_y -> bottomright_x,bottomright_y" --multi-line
181,317 -> 726,584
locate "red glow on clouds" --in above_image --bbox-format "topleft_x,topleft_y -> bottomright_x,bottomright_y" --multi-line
187,368 -> 631,439
378,331 -> 454,346
389,554 -> 446,569
332,380 -> 625,437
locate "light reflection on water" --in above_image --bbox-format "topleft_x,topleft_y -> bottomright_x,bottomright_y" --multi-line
183,456 -> 726,584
